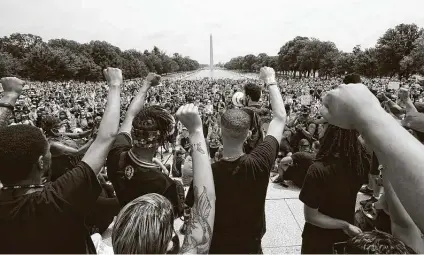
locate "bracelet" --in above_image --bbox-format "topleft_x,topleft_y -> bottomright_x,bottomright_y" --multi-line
0,102 -> 14,112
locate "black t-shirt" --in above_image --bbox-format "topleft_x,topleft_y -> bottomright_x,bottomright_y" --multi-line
0,162 -> 101,253
299,161 -> 364,246
283,152 -> 315,187
180,137 -> 191,151
279,137 -> 292,156
209,136 -> 279,254
243,105 -> 268,154
106,133 -> 180,213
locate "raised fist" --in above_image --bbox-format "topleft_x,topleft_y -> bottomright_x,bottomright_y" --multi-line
343,223 -> 362,237
0,77 -> 24,98
320,83 -> 382,130
398,88 -> 409,102
103,68 -> 122,87
259,67 -> 276,84
145,73 -> 161,87
377,92 -> 389,102
176,104 -> 202,134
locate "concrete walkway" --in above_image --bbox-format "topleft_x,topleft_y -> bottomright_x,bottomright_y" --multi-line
262,182 -> 303,254
173,178 -> 369,254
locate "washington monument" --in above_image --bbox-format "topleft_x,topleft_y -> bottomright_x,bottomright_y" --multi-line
210,34 -> 214,74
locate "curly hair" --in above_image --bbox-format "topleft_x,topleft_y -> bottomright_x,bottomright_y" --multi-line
346,230 -> 416,254
0,125 -> 48,184
244,83 -> 262,102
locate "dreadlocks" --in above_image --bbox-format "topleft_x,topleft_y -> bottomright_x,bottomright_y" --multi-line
315,124 -> 370,177
131,105 -> 175,147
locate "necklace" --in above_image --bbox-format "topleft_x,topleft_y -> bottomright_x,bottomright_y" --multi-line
222,153 -> 245,161
1,184 -> 45,190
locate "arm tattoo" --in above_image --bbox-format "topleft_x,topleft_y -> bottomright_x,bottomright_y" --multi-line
180,186 -> 213,254
190,142 -> 206,154
0,108 -> 12,128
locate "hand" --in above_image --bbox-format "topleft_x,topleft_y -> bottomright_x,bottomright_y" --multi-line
343,223 -> 362,237
176,104 -> 202,134
259,67 -> 276,84
295,124 -> 304,130
0,77 -> 24,98
320,84 -> 382,130
145,73 -> 161,87
103,67 -> 122,87
377,92 -> 389,102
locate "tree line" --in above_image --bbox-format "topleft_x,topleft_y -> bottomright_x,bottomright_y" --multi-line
0,33 -> 200,81
225,23 -> 424,79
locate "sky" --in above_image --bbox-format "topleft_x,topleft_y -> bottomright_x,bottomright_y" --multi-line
1,0 -> 424,64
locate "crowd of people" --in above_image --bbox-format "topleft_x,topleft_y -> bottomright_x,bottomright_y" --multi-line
0,64 -> 424,254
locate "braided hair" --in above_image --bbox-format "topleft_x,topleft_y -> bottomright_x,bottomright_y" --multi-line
315,124 -> 370,177
132,105 -> 175,147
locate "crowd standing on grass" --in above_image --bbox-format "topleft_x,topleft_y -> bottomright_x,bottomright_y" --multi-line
0,64 -> 424,254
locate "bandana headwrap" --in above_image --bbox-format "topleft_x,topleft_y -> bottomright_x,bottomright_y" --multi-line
131,128 -> 161,148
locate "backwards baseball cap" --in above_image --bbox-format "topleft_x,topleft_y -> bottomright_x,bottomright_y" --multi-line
402,112 -> 424,133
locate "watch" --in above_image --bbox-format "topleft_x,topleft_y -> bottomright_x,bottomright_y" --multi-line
0,102 -> 14,111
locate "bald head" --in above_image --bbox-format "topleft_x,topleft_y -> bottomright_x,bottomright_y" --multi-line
220,109 -> 251,140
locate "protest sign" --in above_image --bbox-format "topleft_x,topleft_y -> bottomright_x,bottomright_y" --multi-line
387,82 -> 400,90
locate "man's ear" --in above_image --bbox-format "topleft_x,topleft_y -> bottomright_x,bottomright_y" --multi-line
246,130 -> 252,141
38,156 -> 44,170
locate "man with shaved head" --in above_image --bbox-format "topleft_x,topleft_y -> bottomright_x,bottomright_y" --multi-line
187,67 -> 286,253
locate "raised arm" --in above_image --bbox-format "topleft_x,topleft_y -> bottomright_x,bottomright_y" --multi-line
152,157 -> 169,176
60,129 -> 92,139
119,73 -> 161,134
177,104 -> 216,254
383,178 -> 424,253
259,67 -> 286,143
321,83 -> 424,233
399,88 -> 418,114
82,68 -> 121,174
50,139 -> 94,156
0,78 -> 24,128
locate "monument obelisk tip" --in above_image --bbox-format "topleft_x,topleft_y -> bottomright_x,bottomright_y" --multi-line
210,34 -> 214,77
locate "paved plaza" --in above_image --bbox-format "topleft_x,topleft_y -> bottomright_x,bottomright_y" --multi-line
171,69 -> 369,254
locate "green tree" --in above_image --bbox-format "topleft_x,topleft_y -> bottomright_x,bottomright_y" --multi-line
376,23 -> 423,78
242,54 -> 257,72
0,52 -> 22,77
0,33 -> 44,59
278,36 -> 310,77
121,50 -> 149,79
88,41 -> 123,68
